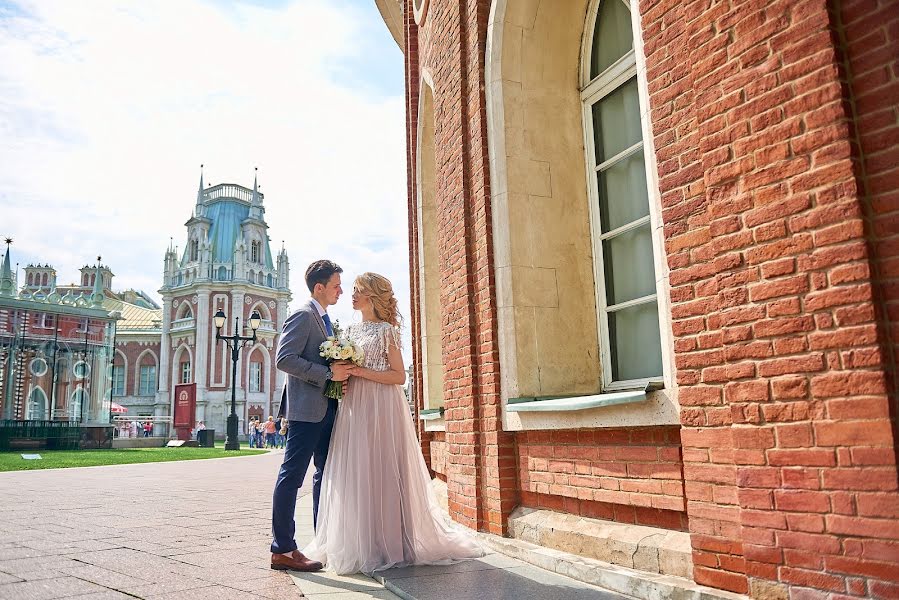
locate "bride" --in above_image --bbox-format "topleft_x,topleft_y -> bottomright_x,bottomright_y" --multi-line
303,272 -> 484,575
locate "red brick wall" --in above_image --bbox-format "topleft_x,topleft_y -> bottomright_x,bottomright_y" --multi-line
638,0 -> 899,594
518,427 -> 688,531
116,341 -> 161,396
836,0 -> 899,459
410,0 -> 518,535
403,0 -> 899,595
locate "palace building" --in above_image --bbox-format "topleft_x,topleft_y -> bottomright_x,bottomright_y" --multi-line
115,171 -> 292,434
375,0 -> 899,598
3,170 -> 291,441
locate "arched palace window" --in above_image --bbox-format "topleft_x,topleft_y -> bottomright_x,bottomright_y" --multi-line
582,0 -> 663,388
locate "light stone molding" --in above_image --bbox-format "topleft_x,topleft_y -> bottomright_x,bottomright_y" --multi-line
412,0 -> 429,26
486,0 -> 679,431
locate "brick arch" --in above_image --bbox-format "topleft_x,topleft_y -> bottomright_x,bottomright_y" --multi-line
172,344 -> 192,387
133,348 -> 159,396
249,301 -> 271,322
245,344 -> 271,394
176,302 -> 193,319
113,349 -> 128,394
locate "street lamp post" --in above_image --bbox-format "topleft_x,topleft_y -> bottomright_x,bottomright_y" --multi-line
214,308 -> 261,451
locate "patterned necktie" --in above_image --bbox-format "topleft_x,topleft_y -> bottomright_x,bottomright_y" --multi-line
322,313 -> 334,337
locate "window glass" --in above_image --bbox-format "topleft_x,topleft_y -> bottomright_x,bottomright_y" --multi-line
590,0 -> 634,79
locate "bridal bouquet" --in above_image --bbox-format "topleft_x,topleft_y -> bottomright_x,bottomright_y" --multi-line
320,321 -> 364,400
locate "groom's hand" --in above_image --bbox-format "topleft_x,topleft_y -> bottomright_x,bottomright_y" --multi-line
330,362 -> 352,382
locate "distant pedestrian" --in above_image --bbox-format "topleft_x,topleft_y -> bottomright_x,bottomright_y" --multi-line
248,417 -> 258,448
130,420 -> 139,438
143,420 -> 152,437
255,418 -> 265,448
264,416 -> 277,448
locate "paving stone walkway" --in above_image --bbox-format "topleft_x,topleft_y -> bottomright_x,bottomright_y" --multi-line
0,451 -> 299,599
0,452 -> 628,600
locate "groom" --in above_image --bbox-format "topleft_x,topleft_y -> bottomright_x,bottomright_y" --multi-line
270,259 -> 351,571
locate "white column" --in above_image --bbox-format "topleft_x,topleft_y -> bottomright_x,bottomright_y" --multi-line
195,289 -> 210,396
157,297 -> 172,429
158,297 -> 172,393
230,290 -> 245,392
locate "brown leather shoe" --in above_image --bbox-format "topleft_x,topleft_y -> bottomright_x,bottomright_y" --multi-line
271,549 -> 324,572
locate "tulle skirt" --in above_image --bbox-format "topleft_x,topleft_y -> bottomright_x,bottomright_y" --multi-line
303,376 -> 484,575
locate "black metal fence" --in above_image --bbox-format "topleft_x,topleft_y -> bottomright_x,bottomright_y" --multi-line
0,420 -> 113,451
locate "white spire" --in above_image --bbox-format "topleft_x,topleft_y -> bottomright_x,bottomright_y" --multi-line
195,164 -> 206,218
0,238 -> 14,297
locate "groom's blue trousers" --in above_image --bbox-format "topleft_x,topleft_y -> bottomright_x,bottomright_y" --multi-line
270,399 -> 337,555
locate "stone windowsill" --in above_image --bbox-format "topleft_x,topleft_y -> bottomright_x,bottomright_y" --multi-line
419,408 -> 445,432
506,381 -> 662,413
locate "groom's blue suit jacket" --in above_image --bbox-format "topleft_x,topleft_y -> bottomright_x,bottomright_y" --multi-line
276,300 -> 332,423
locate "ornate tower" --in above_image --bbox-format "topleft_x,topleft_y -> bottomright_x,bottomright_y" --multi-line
158,167 -> 291,435
23,264 -> 57,291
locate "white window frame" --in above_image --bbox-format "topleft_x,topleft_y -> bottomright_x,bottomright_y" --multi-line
112,364 -> 126,396
26,386 -> 49,420
139,365 -> 157,396
35,313 -> 53,329
180,361 -> 192,384
249,361 -> 262,393
75,317 -> 89,334
580,0 -> 669,392
70,387 -> 87,422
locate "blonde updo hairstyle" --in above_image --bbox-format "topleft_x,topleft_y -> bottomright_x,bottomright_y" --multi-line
355,272 -> 402,328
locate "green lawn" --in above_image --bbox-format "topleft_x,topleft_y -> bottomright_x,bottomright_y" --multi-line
0,446 -> 268,472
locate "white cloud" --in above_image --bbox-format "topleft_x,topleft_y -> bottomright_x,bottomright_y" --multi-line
0,0 -> 412,358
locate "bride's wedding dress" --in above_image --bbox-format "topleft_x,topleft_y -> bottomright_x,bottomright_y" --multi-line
303,320 -> 484,575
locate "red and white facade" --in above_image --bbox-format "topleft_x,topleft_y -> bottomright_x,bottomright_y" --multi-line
113,175 -> 291,434
378,0 -> 899,597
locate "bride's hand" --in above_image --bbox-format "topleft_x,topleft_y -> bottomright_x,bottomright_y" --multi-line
347,365 -> 367,379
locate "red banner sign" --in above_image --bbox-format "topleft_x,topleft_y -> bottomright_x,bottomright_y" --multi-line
173,383 -> 196,439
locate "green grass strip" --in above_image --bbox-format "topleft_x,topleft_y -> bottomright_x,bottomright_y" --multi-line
0,447 -> 268,472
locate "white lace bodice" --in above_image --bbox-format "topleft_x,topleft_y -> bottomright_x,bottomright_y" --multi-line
347,321 -> 401,372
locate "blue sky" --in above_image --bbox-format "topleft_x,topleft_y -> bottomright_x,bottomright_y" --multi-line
0,0 -> 411,356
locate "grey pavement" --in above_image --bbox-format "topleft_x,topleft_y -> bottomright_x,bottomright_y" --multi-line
0,450 -> 299,599
0,451 -> 628,600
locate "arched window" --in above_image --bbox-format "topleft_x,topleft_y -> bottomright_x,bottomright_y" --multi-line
257,272 -> 264,285
582,0 -> 663,387
190,239 -> 199,262
249,360 -> 262,392
27,387 -> 48,420
139,364 -> 157,395
176,303 -> 193,320
112,352 -> 126,396
70,388 -> 87,422
267,274 -> 273,288
218,266 -> 228,281
251,240 -> 261,263
27,273 -> 33,286
41,273 -> 48,287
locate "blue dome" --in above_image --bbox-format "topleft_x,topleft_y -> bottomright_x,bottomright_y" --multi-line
182,199 -> 274,269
